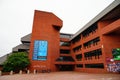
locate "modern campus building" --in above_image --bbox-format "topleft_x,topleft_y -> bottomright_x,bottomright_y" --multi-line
0,0 -> 120,73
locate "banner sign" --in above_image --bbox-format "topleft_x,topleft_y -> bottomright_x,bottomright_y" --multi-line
112,48 -> 120,60
33,40 -> 48,60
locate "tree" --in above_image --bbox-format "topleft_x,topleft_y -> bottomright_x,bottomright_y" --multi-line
2,52 -> 30,72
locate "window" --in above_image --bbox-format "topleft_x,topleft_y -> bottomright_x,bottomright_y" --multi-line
83,37 -> 100,49
56,56 -> 75,62
85,63 -> 104,68
76,64 -> 83,68
76,54 -> 82,61
60,42 -> 70,46
84,49 -> 102,60
73,45 -> 82,53
60,50 -> 70,54
71,34 -> 81,44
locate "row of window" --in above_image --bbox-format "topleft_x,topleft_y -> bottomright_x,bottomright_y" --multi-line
82,23 -> 98,38
71,24 -> 98,44
75,49 -> 102,61
84,49 -> 102,60
76,63 -> 104,69
83,37 -> 100,49
72,37 -> 100,53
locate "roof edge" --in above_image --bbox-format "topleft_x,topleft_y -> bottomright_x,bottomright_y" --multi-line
70,0 -> 120,40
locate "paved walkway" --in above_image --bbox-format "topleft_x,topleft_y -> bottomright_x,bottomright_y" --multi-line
0,72 -> 120,80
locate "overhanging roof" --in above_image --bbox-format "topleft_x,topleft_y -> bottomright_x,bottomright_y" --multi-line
0,53 -> 12,65
21,33 -> 31,43
12,44 -> 29,52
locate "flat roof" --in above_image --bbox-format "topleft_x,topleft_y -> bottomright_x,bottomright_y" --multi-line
70,0 -> 120,40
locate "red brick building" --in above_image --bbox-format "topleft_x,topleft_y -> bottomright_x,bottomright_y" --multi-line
28,0 -> 120,73
70,0 -> 120,73
0,0 -> 120,73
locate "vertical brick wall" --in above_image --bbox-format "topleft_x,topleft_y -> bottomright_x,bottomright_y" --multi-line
29,10 -> 62,72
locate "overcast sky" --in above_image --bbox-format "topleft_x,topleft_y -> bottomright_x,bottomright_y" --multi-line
0,0 -> 114,57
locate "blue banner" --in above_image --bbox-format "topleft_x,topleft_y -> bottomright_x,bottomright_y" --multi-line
33,40 -> 48,60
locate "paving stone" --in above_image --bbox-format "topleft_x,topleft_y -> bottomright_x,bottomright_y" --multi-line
0,72 -> 120,80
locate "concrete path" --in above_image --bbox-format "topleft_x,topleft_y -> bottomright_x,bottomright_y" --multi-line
0,72 -> 120,80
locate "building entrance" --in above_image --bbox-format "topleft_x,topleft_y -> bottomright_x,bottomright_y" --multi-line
56,65 -> 75,71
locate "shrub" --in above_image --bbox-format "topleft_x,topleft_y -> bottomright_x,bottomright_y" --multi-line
2,52 -> 30,72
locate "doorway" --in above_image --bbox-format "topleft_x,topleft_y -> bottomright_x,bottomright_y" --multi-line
56,65 -> 75,71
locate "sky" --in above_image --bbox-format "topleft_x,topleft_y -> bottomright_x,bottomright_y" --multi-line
0,0 -> 114,57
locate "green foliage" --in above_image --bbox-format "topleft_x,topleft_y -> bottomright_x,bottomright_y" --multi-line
2,52 -> 30,72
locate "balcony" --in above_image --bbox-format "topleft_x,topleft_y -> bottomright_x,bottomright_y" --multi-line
55,62 -> 75,65
55,56 -> 75,65
60,54 -> 71,56
60,46 -> 70,50
60,38 -> 70,42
